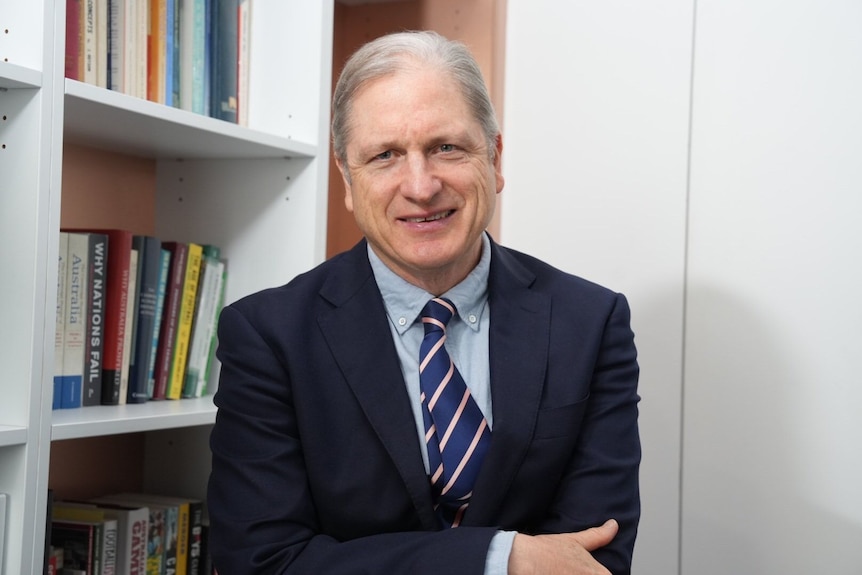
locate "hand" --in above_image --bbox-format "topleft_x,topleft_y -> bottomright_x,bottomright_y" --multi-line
507,519 -> 619,575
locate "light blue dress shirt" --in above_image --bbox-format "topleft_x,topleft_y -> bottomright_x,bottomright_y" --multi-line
367,234 -> 515,575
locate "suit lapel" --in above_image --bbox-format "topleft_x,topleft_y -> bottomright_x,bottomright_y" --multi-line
465,243 -> 551,526
316,243 -> 438,530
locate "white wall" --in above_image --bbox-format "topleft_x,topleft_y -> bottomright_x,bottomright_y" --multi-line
502,2 -> 694,573
502,1 -> 862,574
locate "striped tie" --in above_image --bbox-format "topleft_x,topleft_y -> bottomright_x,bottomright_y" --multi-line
419,297 -> 491,527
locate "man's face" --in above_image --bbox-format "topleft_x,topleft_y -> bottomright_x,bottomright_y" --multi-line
337,66 -> 504,293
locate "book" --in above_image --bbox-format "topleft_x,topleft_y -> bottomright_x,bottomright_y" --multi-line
69,229 -> 133,405
54,233 -> 68,410
83,232 -> 108,406
148,0 -> 168,103
119,247 -> 139,405
96,0 -> 108,87
136,0 -> 149,99
65,0 -> 84,80
237,0 -> 251,126
106,493 -> 194,575
60,232 -> 92,409
183,245 -> 223,398
51,519 -> 97,574
152,242 -> 187,399
179,0 -> 207,113
210,0 -> 238,123
109,0 -> 126,92
86,499 -> 150,575
51,504 -> 118,575
148,248 -> 172,398
84,0 -> 97,84
167,242 -> 202,399
95,495 -> 167,575
128,235 -> 162,403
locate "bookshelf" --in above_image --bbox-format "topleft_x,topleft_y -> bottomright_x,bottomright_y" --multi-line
0,1 -> 334,573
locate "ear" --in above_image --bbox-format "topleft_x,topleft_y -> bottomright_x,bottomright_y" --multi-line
493,133 -> 505,194
335,156 -> 355,213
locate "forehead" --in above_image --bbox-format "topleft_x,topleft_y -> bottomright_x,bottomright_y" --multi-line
348,67 -> 474,137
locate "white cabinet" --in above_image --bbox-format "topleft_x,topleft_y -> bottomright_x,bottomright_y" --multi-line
0,2 -> 333,572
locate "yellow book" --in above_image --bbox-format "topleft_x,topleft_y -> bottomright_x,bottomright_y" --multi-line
166,242 -> 202,399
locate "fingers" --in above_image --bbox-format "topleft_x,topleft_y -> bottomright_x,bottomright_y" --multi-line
569,519 -> 619,552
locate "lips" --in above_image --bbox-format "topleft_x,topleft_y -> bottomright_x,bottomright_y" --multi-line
402,209 -> 455,223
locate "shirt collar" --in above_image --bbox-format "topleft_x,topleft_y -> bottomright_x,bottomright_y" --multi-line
368,234 -> 491,335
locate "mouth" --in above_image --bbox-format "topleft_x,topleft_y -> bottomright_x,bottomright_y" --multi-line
402,210 -> 455,223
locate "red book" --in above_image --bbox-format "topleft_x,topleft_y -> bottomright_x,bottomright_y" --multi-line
65,0 -> 83,80
152,242 -> 187,400
67,228 -> 133,405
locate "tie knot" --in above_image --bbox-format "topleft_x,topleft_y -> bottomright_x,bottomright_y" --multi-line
421,297 -> 456,333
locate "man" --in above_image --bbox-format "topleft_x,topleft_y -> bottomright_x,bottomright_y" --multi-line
208,30 -> 640,574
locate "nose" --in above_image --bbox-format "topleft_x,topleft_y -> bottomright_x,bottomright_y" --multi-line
400,153 -> 442,201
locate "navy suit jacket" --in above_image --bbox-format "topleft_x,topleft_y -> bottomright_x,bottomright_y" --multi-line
208,238 -> 641,574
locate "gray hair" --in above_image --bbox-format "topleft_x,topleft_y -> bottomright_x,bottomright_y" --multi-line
331,30 -> 500,165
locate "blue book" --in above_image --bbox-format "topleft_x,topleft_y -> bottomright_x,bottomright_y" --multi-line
165,0 -> 176,106
128,236 -> 163,403
209,0 -> 238,122
147,248 -> 172,399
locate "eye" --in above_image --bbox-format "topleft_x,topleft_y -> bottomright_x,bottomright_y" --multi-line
372,150 -> 392,161
439,144 -> 456,153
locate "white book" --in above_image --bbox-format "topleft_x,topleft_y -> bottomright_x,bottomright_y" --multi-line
54,233 -> 69,409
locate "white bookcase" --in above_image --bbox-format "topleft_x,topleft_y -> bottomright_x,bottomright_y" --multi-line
0,1 -> 334,573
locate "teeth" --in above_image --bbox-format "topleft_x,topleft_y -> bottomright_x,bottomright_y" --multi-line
405,210 -> 452,223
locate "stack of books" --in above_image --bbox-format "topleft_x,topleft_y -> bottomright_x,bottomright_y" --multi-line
65,0 -> 252,125
53,230 -> 227,409
48,491 -> 212,574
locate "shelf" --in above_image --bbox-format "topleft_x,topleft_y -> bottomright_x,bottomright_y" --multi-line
63,79 -> 318,160
0,61 -> 42,89
50,396 -> 217,441
0,425 -> 28,448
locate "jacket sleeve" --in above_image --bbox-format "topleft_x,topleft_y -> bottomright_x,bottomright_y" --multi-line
537,292 -> 641,574
207,303 -> 498,575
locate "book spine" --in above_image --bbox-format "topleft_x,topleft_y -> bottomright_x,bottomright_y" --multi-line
96,0 -> 109,87
171,0 -> 182,106
98,230 -> 132,405
109,0 -> 124,91
62,233 -> 90,409
165,0 -> 175,106
137,0 -> 148,99
167,243 -> 202,399
147,248 -> 171,398
152,243 -> 187,399
186,501 -> 202,575
200,261 -> 227,396
148,0 -> 168,103
210,0 -> 238,122
54,233 -> 69,410
82,233 -> 107,406
84,0 -> 97,84
237,0 -> 250,126
183,246 -> 220,398
65,0 -> 83,80
191,0 -> 206,114
118,248 -> 139,404
129,236 -> 162,403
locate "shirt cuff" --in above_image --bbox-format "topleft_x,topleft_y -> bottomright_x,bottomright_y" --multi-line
484,530 -> 517,575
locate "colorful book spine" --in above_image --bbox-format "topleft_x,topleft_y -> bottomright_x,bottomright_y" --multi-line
118,247 -> 139,405
74,228 -> 133,405
147,248 -> 171,398
82,232 -> 108,406
148,0 -> 167,103
61,232 -> 91,409
152,242 -> 187,399
183,245 -> 222,398
128,235 -> 162,403
209,0 -> 238,122
54,233 -> 68,410
65,0 -> 84,80
167,243 -> 202,399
